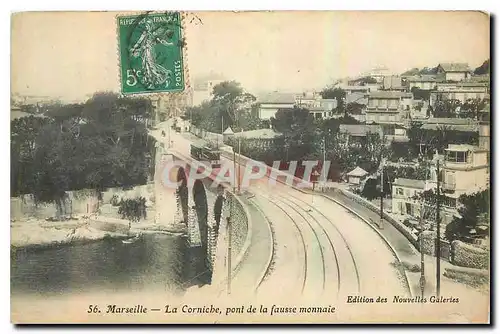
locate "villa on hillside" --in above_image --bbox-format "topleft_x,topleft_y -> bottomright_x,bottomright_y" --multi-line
436,63 -> 471,82
365,91 -> 413,124
406,75 -> 440,90
430,81 -> 489,106
256,92 -> 297,120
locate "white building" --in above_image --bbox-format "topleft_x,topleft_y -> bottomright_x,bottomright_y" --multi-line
256,92 -> 297,120
192,79 -> 225,106
430,82 -> 489,106
406,75 -> 439,90
392,178 -> 431,216
441,144 -> 489,197
436,63 -> 471,82
365,65 -> 391,83
365,91 -> 413,124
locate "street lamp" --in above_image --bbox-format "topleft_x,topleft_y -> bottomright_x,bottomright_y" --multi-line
419,203 -> 427,299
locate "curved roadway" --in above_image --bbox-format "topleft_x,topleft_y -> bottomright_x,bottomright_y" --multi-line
152,123 -> 410,302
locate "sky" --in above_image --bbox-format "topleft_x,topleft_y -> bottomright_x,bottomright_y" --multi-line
11,11 -> 490,102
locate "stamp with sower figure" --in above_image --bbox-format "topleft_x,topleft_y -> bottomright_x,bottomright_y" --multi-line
117,11 -> 185,94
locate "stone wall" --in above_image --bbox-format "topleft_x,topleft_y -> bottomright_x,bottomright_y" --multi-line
11,184 -> 155,222
222,192 -> 248,264
11,190 -> 100,220
190,126 -> 224,147
334,188 -> 420,249
451,240 -> 489,269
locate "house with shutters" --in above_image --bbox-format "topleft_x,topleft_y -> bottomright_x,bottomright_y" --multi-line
365,91 -> 413,124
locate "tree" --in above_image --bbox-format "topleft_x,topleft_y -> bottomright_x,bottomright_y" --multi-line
187,81 -> 256,133
460,98 -> 487,120
11,92 -> 155,218
212,81 -> 256,130
360,175 -> 390,200
118,197 -> 147,230
412,188 -> 455,227
358,76 -> 378,85
432,97 -> 462,118
411,87 -> 431,101
407,121 -> 432,157
445,189 -> 490,242
361,178 -> 379,200
401,68 -> 420,76
419,66 -> 438,75
270,107 -> 317,162
345,102 -> 364,115
473,59 -> 490,75
319,87 -> 346,100
339,115 -> 361,125
434,125 -> 453,154
320,87 -> 346,117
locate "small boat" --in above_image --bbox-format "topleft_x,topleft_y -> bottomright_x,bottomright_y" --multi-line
122,233 -> 142,244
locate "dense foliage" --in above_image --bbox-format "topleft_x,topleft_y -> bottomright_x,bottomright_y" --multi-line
185,81 -> 266,133
118,197 -> 147,223
11,92 -> 156,208
446,189 -> 490,242
473,59 -> 490,75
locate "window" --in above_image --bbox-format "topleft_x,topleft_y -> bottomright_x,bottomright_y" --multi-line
446,150 -> 469,163
396,188 -> 404,195
443,196 -> 456,208
446,172 -> 456,187
405,203 -> 413,215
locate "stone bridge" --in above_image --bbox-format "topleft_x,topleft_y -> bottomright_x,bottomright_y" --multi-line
154,148 -> 249,288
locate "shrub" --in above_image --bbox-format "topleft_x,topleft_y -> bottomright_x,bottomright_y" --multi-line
118,197 -> 147,223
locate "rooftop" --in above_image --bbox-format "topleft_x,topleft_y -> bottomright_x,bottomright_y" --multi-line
393,178 -> 426,189
339,124 -> 383,137
346,93 -> 368,105
424,117 -> 478,125
347,166 -> 369,177
343,85 -> 370,90
421,124 -> 478,132
468,74 -> 490,83
445,144 -> 485,152
258,92 -> 297,104
438,63 -> 470,72
369,91 -> 413,99
407,75 -> 439,82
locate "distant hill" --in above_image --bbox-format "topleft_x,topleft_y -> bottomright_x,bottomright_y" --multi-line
401,66 -> 437,76
473,59 -> 490,75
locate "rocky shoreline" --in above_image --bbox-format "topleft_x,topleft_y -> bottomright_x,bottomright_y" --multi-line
10,216 -> 188,252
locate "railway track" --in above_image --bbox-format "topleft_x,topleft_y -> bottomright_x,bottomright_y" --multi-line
253,190 -> 356,300
279,192 -> 361,295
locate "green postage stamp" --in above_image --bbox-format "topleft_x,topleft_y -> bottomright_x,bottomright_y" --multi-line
117,12 -> 185,94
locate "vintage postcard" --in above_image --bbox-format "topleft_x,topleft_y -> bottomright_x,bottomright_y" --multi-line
10,11 -> 490,324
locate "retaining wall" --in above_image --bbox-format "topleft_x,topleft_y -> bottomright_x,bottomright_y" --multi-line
333,188 -> 420,249
451,240 -> 489,270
